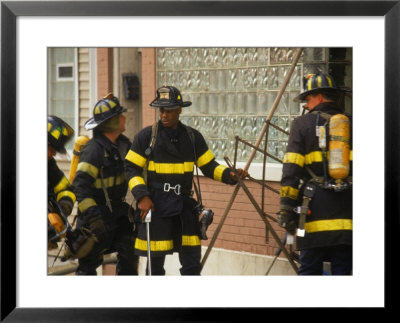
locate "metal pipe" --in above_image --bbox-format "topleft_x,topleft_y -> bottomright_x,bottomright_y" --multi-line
244,48 -> 303,172
48,253 -> 118,276
201,48 -> 303,270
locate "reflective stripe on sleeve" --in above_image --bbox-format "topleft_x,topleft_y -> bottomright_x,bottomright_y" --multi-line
125,150 -> 147,168
56,190 -> 76,204
78,198 -> 97,213
213,164 -> 227,182
53,176 -> 70,194
283,152 -> 304,167
128,176 -> 145,191
280,186 -> 299,200
197,149 -> 214,167
77,162 -> 99,179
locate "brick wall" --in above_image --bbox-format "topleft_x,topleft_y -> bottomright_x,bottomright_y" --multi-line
141,48 -> 156,127
97,48 -> 113,98
199,177 -> 284,256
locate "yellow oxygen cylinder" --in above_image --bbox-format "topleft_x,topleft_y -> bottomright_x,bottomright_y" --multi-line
48,212 -> 66,238
68,135 -> 89,183
328,114 -> 350,180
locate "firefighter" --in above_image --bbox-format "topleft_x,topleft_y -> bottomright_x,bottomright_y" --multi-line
72,93 -> 139,275
125,85 -> 247,275
48,115 -> 76,249
278,73 -> 353,275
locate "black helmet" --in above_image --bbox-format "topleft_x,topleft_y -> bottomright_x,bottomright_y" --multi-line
294,73 -> 350,102
84,93 -> 127,130
150,85 -> 191,109
48,115 -> 74,154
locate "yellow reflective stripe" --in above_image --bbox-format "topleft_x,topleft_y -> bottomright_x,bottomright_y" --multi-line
135,238 -> 174,252
304,151 -> 323,165
77,162 -> 98,179
56,190 -> 76,204
94,176 -> 114,189
305,219 -> 352,233
128,176 -> 145,191
78,198 -> 97,213
93,174 -> 125,189
115,173 -> 126,185
148,161 -> 194,174
197,150 -> 214,167
125,150 -> 147,168
182,235 -> 201,247
283,152 -> 304,167
184,162 -> 194,172
53,176 -> 70,194
280,186 -> 299,200
213,164 -> 227,182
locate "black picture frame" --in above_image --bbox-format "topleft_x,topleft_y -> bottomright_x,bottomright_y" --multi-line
1,1 -> 398,321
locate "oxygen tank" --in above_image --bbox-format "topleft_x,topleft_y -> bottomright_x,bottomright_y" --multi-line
328,114 -> 350,180
68,135 -> 89,183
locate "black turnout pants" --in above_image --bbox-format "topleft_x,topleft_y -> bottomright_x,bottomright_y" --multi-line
76,215 -> 139,275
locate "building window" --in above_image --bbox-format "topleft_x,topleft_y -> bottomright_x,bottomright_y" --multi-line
56,64 -> 74,81
48,48 -> 77,153
156,47 -> 351,179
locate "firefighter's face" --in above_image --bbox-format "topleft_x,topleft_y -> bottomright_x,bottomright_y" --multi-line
118,113 -> 126,133
159,107 -> 181,129
304,93 -> 323,111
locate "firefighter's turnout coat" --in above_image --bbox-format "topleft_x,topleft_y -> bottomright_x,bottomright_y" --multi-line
72,132 -> 138,274
72,132 -> 132,225
280,102 -> 352,250
125,120 -> 235,256
48,157 -> 76,214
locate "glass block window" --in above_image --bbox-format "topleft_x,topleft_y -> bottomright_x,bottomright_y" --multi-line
156,48 -> 350,167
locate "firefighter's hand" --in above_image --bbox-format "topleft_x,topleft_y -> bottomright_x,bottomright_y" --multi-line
138,196 -> 154,220
277,209 -> 297,235
229,168 -> 248,183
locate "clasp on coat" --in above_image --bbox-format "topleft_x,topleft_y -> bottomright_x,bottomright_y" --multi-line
163,183 -> 181,195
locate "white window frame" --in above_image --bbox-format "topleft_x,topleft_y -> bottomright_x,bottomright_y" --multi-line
56,63 -> 74,82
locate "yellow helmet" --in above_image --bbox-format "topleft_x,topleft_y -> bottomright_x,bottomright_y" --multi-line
84,93 -> 126,130
48,115 -> 74,154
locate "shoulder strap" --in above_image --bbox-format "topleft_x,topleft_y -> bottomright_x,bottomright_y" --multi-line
311,110 -> 333,121
143,122 -> 159,184
145,122 -> 159,157
184,125 -> 203,205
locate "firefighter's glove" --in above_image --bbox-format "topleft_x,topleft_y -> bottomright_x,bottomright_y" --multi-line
199,209 -> 214,240
87,216 -> 106,241
277,209 -> 297,235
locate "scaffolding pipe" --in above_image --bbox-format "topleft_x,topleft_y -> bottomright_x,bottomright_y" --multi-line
201,48 -> 303,269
